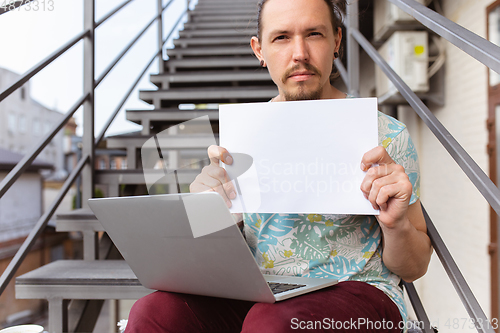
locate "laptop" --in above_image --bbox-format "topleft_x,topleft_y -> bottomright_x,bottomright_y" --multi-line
88,192 -> 338,303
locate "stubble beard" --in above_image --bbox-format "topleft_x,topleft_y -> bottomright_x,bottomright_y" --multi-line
281,63 -> 323,101
283,84 -> 322,101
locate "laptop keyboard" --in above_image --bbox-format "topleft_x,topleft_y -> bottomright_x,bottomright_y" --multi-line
267,282 -> 307,294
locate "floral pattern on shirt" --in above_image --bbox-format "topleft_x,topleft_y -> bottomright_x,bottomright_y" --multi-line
243,111 -> 420,328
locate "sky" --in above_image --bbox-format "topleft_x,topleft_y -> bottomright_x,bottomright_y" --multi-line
0,0 -> 193,136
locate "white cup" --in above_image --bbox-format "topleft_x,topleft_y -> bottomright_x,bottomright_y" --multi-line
0,325 -> 44,333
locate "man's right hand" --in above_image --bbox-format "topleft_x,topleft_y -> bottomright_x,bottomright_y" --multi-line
189,145 -> 237,208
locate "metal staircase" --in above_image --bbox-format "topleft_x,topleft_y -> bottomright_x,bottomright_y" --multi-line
1,0 -> 500,332
13,0 -> 277,332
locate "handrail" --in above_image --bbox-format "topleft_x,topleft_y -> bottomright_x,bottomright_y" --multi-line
0,0 -> 37,15
0,0 -> 189,301
389,0 -> 500,75
402,281 -> 434,333
422,206 -> 495,333
334,58 -> 349,88
0,154 -> 89,295
94,0 -> 176,87
0,93 -> 89,199
350,28 -> 500,218
95,8 -> 186,145
95,0 -> 134,29
0,29 -> 89,104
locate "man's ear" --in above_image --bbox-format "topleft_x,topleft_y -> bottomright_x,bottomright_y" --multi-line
334,27 -> 342,55
251,36 -> 264,63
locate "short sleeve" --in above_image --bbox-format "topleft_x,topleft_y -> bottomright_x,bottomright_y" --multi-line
385,127 -> 420,205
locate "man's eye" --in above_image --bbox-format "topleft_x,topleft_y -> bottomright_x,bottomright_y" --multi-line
309,32 -> 323,37
274,35 -> 287,41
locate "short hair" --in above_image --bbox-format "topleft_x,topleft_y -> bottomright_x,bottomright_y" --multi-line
255,0 -> 346,80
256,0 -> 346,41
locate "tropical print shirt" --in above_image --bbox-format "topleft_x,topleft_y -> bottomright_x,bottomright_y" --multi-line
242,111 -> 420,325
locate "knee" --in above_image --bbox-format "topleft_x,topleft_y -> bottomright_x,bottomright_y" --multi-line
242,303 -> 299,333
129,291 -> 165,319
126,291 -> 186,332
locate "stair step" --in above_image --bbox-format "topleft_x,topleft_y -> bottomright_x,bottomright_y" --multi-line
194,1 -> 257,7
127,109 -> 219,125
191,14 -> 255,22
106,134 -> 218,150
194,4 -> 257,10
166,45 -> 253,58
96,169 -> 201,186
190,9 -> 257,16
56,208 -> 103,232
126,109 -> 219,135
139,86 -> 278,107
150,70 -> 271,88
165,56 -> 259,72
16,260 -> 152,300
179,28 -> 255,38
173,36 -> 251,48
183,21 -> 257,30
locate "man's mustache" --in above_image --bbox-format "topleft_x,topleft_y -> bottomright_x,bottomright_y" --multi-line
281,63 -> 321,83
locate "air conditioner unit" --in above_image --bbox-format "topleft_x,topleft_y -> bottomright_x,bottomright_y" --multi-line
374,0 -> 426,41
375,31 -> 429,101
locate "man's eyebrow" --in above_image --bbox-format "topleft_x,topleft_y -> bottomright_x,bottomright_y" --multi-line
268,25 -> 329,36
268,29 -> 290,36
305,25 -> 328,32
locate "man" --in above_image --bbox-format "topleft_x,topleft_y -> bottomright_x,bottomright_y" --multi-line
126,0 -> 432,331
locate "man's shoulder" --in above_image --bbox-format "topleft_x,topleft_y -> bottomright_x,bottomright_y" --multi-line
377,111 -> 407,148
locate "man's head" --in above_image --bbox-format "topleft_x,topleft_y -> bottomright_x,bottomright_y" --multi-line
251,0 -> 346,101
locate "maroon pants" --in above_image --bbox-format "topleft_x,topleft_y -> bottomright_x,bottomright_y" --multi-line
125,281 -> 402,332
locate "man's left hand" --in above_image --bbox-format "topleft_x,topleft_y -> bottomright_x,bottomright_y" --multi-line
360,146 -> 413,229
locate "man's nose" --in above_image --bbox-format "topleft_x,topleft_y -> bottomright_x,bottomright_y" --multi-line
292,38 -> 309,62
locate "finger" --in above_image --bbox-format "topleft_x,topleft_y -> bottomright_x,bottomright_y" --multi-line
191,173 -> 234,207
361,146 -> 395,171
360,164 -> 406,195
207,145 -> 233,166
375,182 -> 412,211
205,165 -> 236,196
204,165 -> 237,202
367,175 -> 404,210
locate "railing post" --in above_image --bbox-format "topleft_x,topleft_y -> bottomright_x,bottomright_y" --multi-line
346,0 -> 360,97
186,0 -> 190,21
158,0 -> 164,74
83,0 -> 95,207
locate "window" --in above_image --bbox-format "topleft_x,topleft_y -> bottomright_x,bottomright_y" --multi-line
110,159 -> 117,170
44,121 -> 51,135
99,159 -> 106,170
33,119 -> 41,136
8,114 -> 16,134
18,115 -> 26,134
121,159 -> 128,170
489,5 -> 500,86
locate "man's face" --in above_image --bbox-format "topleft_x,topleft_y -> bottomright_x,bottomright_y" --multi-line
252,0 -> 341,101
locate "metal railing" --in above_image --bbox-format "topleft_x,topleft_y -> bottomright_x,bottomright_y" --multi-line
342,0 -> 500,332
0,0 -> 192,296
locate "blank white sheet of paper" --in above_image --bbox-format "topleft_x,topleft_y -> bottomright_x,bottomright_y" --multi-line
219,98 -> 379,215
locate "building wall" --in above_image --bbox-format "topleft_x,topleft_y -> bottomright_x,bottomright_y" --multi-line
398,0 -> 494,330
0,67 -> 66,180
0,172 -> 42,243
